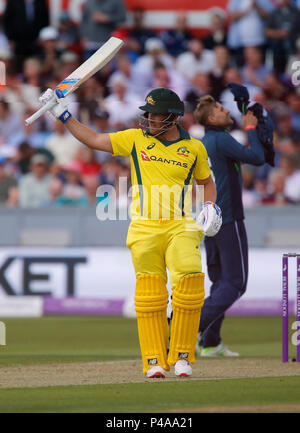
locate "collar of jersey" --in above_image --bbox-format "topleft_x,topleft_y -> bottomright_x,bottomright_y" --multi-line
151,125 -> 190,147
205,125 -> 230,133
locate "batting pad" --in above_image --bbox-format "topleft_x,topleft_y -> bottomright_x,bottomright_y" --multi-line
168,273 -> 205,365
135,274 -> 170,375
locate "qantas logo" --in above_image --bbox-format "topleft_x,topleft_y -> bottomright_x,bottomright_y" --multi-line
141,151 -> 150,161
140,151 -> 188,168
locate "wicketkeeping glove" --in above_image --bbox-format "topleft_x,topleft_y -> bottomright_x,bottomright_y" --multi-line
39,88 -> 72,123
197,201 -> 222,237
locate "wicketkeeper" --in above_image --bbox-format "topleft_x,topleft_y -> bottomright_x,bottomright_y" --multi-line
39,87 -> 221,378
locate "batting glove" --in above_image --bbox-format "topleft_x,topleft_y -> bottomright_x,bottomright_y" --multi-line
197,201 -> 222,237
39,88 -> 72,123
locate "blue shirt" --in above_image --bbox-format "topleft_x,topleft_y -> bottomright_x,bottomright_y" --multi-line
202,126 -> 265,224
227,0 -> 275,48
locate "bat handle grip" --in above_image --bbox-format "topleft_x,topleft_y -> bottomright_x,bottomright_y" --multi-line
25,96 -> 57,125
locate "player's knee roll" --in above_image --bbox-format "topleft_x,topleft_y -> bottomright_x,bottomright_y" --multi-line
134,274 -> 168,313
172,273 -> 205,310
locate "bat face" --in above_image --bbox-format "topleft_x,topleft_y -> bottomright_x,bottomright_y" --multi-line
25,37 -> 124,125
56,37 -> 124,97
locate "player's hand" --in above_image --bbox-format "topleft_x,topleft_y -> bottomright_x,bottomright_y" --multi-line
39,88 -> 72,123
243,110 -> 258,128
197,201 -> 222,237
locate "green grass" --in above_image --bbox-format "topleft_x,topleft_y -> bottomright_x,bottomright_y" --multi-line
0,315 -> 297,366
1,315 -> 299,413
1,377 -> 300,413
0,316 -> 141,366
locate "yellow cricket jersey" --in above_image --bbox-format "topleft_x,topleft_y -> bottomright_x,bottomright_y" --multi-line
109,126 -> 211,220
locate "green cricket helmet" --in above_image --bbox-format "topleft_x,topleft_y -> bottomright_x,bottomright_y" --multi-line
139,88 -> 184,116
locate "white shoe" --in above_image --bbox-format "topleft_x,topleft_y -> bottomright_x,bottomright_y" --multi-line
175,359 -> 192,377
200,343 -> 240,357
146,365 -> 166,378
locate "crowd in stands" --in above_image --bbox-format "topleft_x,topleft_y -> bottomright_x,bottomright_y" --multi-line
0,0 -> 300,210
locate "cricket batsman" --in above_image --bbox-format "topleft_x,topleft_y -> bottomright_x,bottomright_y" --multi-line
39,87 -> 221,378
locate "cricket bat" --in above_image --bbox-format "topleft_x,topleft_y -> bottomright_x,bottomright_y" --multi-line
25,37 -> 124,125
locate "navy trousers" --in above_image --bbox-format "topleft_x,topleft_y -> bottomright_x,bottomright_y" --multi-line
199,219 -> 248,348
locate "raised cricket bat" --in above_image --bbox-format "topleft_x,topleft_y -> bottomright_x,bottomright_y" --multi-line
25,37 -> 124,125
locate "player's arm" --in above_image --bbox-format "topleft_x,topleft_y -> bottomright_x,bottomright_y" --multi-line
218,112 -> 265,165
65,117 -> 112,153
39,88 -> 113,153
196,175 -> 216,203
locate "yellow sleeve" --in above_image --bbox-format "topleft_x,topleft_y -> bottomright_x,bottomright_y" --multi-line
193,140 -> 211,180
109,129 -> 138,157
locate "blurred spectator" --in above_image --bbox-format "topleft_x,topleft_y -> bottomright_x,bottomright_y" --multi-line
159,12 -> 193,57
287,93 -> 300,131
91,108 -> 115,163
265,0 -> 300,74
93,108 -> 112,134
0,17 -> 10,53
133,38 -> 174,96
263,73 -> 289,104
9,108 -> 51,148
0,156 -> 17,205
56,12 -> 80,55
57,51 -> 80,81
74,146 -> 102,179
45,121 -> 81,166
185,72 -> 211,111
203,12 -> 227,50
20,57 -> 42,110
14,141 -> 35,174
176,39 -> 216,80
99,157 -> 122,186
280,153 -> 300,203
80,0 -> 126,59
277,138 -> 299,158
227,0 -> 274,67
128,7 -> 156,56
108,54 -> 139,96
49,177 -> 63,204
3,0 -> 49,71
37,26 -> 60,79
241,46 -> 270,89
261,168 -> 286,205
242,164 -> 259,207
0,99 -> 23,145
276,111 -> 300,143
0,50 -> 13,91
209,45 -> 230,100
54,162 -> 88,206
104,75 -> 139,129
19,153 -> 53,207
78,77 -> 105,125
151,62 -> 189,100
82,175 -> 100,205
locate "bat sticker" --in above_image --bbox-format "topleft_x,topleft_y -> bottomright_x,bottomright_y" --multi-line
57,78 -> 81,95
